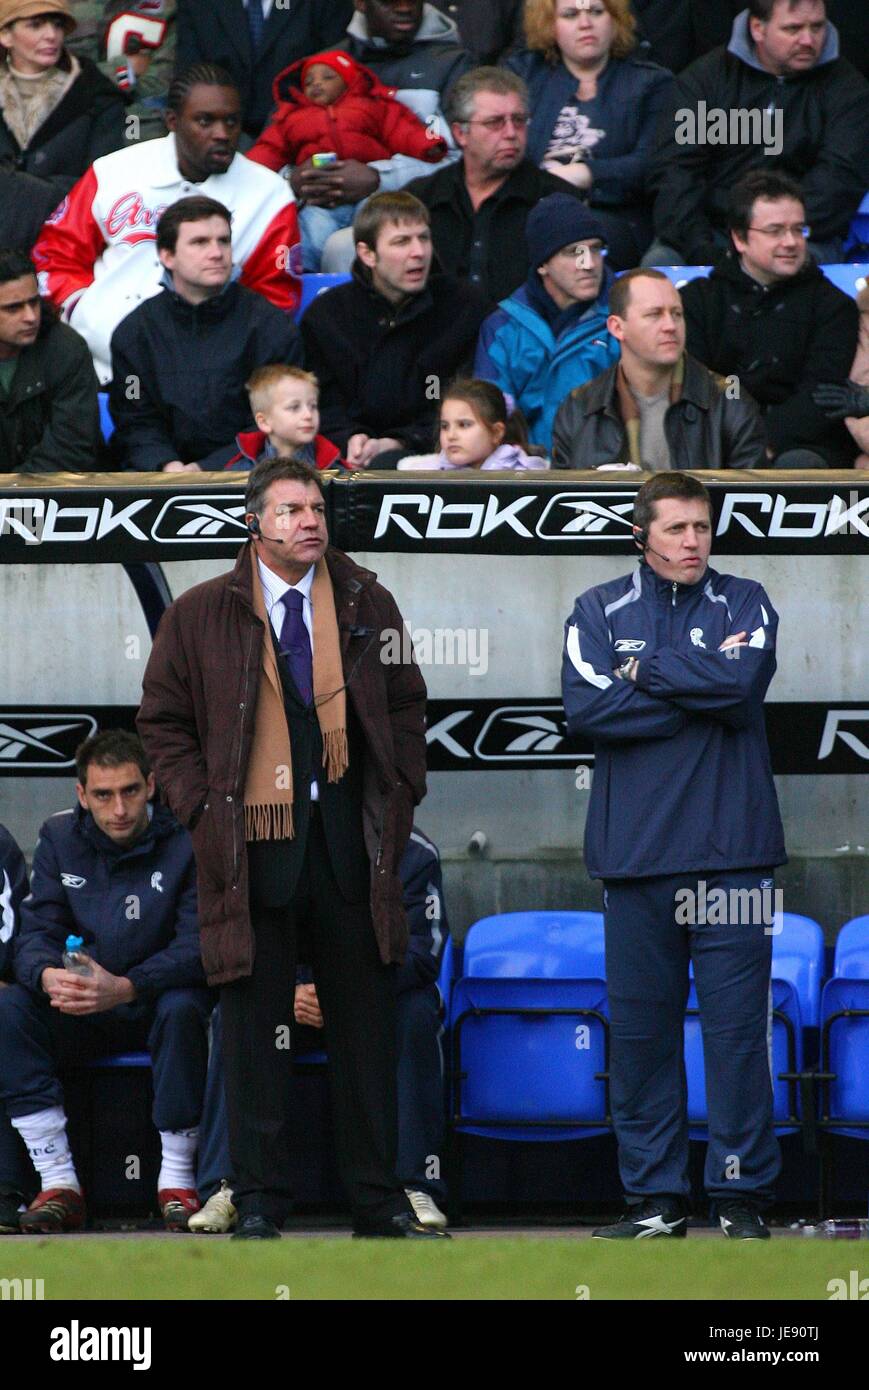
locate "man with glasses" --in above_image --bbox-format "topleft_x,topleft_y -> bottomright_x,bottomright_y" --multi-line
405,67 -> 590,304
645,0 -> 869,266
682,170 -> 859,467
475,193 -> 619,451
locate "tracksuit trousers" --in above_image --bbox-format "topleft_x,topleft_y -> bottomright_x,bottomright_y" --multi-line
603,868 -> 782,1205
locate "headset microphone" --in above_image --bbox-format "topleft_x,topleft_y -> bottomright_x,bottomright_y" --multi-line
634,526 -> 675,565
247,516 -> 284,544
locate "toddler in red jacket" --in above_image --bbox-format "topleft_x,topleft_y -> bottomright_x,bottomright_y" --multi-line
248,50 -> 448,271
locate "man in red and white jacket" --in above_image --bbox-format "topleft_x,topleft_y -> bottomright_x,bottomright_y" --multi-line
33,66 -> 300,385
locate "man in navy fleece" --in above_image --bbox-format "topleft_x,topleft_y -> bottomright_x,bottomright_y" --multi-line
562,472 -> 785,1241
0,730 -> 211,1233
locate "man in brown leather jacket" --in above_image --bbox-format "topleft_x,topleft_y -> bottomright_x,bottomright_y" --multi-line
137,457 -> 442,1241
552,268 -> 765,470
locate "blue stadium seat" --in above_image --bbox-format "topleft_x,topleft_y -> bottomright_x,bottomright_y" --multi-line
458,910 -> 605,983
98,391 -> 115,442
296,273 -> 351,320
819,263 -> 869,299
651,265 -> 712,289
819,916 -> 869,1145
770,912 -> 825,1030
447,912 -> 609,1150
437,933 -> 458,1018
844,191 -> 869,255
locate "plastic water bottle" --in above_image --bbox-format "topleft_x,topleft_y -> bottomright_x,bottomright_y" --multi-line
62,934 -> 92,976
801,1219 -> 869,1239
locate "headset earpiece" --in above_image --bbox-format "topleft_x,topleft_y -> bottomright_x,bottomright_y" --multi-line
633,526 -> 647,549
247,516 -> 260,536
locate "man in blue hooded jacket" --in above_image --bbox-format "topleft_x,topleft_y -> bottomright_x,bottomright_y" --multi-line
562,472 -> 786,1240
474,194 -> 619,453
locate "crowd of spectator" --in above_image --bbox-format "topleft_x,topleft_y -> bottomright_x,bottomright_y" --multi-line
0,0 -> 865,474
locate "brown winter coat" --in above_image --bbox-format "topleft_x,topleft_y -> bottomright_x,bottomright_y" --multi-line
136,542 -> 427,986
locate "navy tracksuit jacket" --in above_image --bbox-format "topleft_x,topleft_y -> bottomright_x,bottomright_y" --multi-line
562,561 -> 786,1203
0,804 -> 210,1144
0,825 -> 27,985
0,826 -> 31,1197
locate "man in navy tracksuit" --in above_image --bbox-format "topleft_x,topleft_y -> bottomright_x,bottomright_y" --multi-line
0,731 -> 212,1234
192,826 -> 449,1232
0,823 -> 33,1231
561,472 -> 786,1240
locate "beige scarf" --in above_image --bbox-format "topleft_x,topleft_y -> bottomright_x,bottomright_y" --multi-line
244,548 -> 348,841
0,54 -> 77,150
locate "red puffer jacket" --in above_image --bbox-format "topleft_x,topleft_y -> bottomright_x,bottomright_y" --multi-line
247,53 -> 447,171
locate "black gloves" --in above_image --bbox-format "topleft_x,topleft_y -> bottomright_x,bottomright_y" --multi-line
812,380 -> 869,420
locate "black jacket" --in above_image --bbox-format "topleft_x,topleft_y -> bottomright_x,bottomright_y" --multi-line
0,54 -> 127,253
108,278 -> 303,471
648,14 -> 869,260
405,157 -> 584,305
552,352 -> 766,470
0,824 -> 28,984
176,0 -> 354,138
0,310 -> 100,473
300,264 -> 488,455
431,0 -> 523,63
682,252 -> 859,465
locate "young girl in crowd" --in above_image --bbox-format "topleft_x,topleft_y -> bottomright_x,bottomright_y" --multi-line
398,380 -> 551,472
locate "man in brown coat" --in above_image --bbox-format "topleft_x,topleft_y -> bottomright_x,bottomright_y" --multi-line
137,457 -> 441,1240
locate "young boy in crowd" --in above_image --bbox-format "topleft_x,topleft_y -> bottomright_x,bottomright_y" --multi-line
247,50 -> 447,269
225,364 -> 343,471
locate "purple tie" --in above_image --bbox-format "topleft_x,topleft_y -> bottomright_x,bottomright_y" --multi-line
279,588 -> 312,705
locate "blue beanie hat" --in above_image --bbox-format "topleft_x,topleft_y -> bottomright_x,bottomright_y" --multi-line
526,193 -> 607,269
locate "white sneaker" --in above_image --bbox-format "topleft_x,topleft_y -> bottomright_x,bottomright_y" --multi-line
405,1189 -> 448,1229
188,1180 -> 237,1233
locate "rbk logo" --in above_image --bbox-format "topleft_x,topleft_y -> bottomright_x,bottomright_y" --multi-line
150,497 -> 248,542
61,874 -> 86,889
0,716 -> 97,768
614,639 -> 646,652
818,711 -> 869,761
536,492 -> 636,541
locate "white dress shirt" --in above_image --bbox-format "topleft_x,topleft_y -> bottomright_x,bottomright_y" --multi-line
257,557 -> 318,800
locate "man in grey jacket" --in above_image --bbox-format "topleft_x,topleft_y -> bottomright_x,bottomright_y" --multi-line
552,269 -> 765,471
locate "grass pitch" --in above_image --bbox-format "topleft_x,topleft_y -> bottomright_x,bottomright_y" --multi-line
1,1235 -> 864,1301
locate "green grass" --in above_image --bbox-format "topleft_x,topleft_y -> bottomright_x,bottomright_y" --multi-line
1,1237 -> 865,1301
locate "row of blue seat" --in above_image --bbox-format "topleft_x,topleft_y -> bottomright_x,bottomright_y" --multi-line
439,911 -> 869,1212
299,262 -> 869,310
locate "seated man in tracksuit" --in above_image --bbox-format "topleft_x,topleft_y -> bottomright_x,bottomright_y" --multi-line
0,822 -> 33,1232
192,826 -> 449,1232
562,472 -> 786,1241
0,730 -> 212,1234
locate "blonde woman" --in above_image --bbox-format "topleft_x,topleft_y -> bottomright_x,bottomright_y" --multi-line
505,0 -> 672,266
